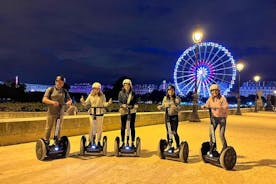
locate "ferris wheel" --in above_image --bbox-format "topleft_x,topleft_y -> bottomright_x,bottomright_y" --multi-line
173,42 -> 236,97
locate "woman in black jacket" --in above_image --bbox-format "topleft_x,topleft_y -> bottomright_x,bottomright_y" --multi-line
118,79 -> 138,148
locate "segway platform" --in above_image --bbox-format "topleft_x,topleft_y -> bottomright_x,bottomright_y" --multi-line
80,135 -> 107,156
36,136 -> 70,161
159,139 -> 189,162
114,137 -> 141,157
200,141 -> 237,170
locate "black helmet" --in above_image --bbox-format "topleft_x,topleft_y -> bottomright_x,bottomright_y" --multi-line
56,75 -> 65,81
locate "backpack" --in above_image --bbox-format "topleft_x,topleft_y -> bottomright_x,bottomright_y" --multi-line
48,86 -> 69,102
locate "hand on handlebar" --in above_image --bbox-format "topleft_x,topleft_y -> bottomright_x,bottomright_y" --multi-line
158,105 -> 173,111
66,100 -> 72,106
80,96 -> 85,103
52,101 -> 59,107
170,103 -> 177,108
108,98 -> 113,105
201,105 -> 219,110
157,105 -> 162,111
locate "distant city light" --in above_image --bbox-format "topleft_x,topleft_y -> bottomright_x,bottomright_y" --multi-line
253,75 -> 261,82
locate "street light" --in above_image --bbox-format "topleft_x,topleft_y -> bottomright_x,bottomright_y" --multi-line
253,75 -> 261,112
236,63 -> 245,72
192,30 -> 203,43
254,75 -> 261,83
189,29 -> 203,122
236,62 -> 245,115
274,90 -> 276,112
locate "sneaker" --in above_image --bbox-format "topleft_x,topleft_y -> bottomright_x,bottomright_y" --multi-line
131,142 -> 135,148
44,140 -> 50,146
54,140 -> 59,145
165,144 -> 171,150
120,142 -> 125,149
53,136 -> 59,145
175,146 -> 180,152
97,142 -> 102,148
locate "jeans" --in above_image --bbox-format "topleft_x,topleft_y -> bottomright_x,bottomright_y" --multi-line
45,115 -> 64,141
165,115 -> 180,147
210,117 -> 228,150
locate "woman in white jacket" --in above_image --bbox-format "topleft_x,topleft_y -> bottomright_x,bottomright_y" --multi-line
80,82 -> 112,147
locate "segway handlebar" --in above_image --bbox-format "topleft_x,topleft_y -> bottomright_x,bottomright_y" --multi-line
90,106 -> 106,109
158,105 -> 177,111
121,104 -> 134,109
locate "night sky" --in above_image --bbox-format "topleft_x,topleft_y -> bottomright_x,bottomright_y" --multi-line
0,0 -> 275,85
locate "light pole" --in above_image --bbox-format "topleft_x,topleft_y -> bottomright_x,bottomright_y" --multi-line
236,62 -> 245,115
253,75 -> 261,112
274,90 -> 276,111
189,29 -> 203,122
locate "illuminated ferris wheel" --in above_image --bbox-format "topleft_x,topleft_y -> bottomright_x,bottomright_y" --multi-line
174,42 -> 236,97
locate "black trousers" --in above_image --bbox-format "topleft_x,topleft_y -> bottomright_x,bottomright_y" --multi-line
165,115 -> 180,147
121,113 -> 136,142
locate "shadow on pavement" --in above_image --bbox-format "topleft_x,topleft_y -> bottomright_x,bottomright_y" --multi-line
188,154 -> 201,164
69,152 -> 104,160
69,149 -> 157,160
235,159 -> 276,171
141,150 -> 157,158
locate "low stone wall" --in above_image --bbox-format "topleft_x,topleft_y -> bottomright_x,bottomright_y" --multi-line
0,108 -> 254,146
0,112 -> 89,119
0,112 -> 46,119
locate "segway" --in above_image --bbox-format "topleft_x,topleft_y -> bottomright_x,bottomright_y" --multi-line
36,104 -> 70,161
80,107 -> 107,156
200,108 -> 237,170
114,105 -> 141,157
158,106 -> 189,163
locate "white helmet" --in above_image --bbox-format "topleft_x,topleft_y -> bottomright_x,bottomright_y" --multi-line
92,82 -> 101,89
210,84 -> 220,91
122,79 -> 132,87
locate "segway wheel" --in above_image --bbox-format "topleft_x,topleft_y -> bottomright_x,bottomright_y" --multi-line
200,141 -> 210,163
220,146 -> 237,170
179,141 -> 189,163
158,139 -> 167,159
114,137 -> 120,157
60,136 -> 70,158
80,135 -> 86,156
102,136 -> 108,156
36,139 -> 47,161
135,137 -> 141,157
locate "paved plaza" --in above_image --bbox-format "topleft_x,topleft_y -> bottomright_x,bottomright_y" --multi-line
0,112 -> 275,184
